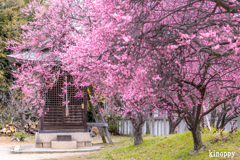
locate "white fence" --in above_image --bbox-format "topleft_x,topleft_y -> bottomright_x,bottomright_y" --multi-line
119,115 -> 240,136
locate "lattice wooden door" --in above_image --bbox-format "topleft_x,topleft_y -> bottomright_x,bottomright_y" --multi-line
42,75 -> 85,129
43,76 -> 64,125
63,76 -> 84,124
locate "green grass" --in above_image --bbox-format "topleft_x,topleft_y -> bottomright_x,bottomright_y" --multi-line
79,129 -> 240,160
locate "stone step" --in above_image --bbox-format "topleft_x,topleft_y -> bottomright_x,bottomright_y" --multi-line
51,141 -> 77,149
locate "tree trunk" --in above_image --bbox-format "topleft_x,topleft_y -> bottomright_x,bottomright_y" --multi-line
168,116 -> 182,134
169,116 -> 175,134
99,128 -> 107,143
10,117 -> 14,124
210,109 -> 216,127
20,114 -> 27,131
169,126 -> 175,134
0,117 -> 3,129
201,118 -> 205,128
191,125 -> 204,150
132,123 -> 143,145
20,118 -> 25,130
146,116 -> 150,134
130,116 -> 145,146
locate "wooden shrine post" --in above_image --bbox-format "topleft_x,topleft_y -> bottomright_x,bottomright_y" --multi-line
87,94 -> 107,143
88,86 -> 113,144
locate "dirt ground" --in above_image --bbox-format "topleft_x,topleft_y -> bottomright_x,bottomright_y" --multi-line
0,136 -> 103,160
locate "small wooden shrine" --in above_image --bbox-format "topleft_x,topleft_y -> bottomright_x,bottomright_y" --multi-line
7,52 -> 112,149
40,75 -> 87,132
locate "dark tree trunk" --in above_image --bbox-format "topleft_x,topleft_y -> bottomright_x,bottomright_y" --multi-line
168,116 -> 182,134
146,116 -> 150,134
130,115 -> 145,145
220,114 -> 226,129
20,118 -> 25,130
133,124 -> 143,145
0,118 -> 2,127
216,109 -> 227,130
191,125 -> 204,150
210,109 -> 216,127
201,118 -> 205,128
169,125 -> 175,134
20,114 -> 30,131
10,117 -> 14,124
99,128 -> 107,143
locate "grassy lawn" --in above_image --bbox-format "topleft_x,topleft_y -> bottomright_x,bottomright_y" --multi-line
62,128 -> 240,160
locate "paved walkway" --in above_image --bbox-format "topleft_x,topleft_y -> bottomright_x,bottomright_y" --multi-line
0,145 -> 101,160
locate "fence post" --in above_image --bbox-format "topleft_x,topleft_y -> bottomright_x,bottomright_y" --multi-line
163,116 -> 167,135
127,120 -> 129,135
131,121 -> 134,135
152,114 -> 155,135
238,117 -> 240,130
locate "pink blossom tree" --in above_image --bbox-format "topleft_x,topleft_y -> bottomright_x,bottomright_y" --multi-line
7,0 -> 240,150
131,0 -> 240,150
81,0 -> 240,150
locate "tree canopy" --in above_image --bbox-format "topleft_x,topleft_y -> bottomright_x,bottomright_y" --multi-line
0,0 -> 35,125
0,0 -> 33,97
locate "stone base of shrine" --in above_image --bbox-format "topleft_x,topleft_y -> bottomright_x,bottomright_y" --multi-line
34,132 -> 92,149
